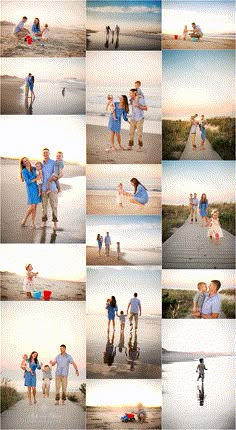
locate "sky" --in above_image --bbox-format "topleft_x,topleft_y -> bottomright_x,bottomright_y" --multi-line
86,51 -> 161,87
1,58 -> 85,80
86,215 -> 162,249
163,51 -> 235,120
162,0 -> 235,34
162,269 -> 236,291
87,379 -> 162,407
162,320 -> 235,354
87,1 -> 161,32
162,161 -> 235,205
0,116 -> 86,164
0,244 -> 86,281
1,1 -> 86,28
1,302 -> 86,390
86,164 -> 161,189
87,267 -> 161,315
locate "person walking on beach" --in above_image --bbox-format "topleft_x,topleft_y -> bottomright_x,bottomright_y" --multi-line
199,193 -> 208,226
127,292 -> 141,331
13,16 -> 29,38
50,344 -> 79,406
106,295 -> 118,331
20,157 -> 41,228
191,193 -> 198,224
97,233 -> 103,256
21,351 -> 42,405
29,75 -> 35,99
104,232 -> 111,256
25,73 -> 32,97
127,89 -> 148,152
115,25 -> 120,35
41,148 -> 59,231
196,358 -> 207,381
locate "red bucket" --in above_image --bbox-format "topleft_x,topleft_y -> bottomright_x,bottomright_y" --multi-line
43,290 -> 52,301
174,35 -> 178,40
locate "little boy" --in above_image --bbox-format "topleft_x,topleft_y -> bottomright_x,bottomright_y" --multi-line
134,81 -> 144,107
42,364 -> 52,397
117,310 -> 127,330
196,358 -> 207,381
46,151 -> 64,194
193,282 -> 207,314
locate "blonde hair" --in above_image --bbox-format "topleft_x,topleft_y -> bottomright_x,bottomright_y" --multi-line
25,264 -> 31,271
197,282 -> 207,291
211,208 -> 219,216
56,151 -> 63,157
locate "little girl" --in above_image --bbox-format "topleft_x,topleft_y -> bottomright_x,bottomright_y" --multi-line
183,25 -> 189,40
23,264 -> 38,298
106,95 -> 117,120
207,209 -> 223,245
117,183 -> 124,207
41,24 -> 49,41
35,161 -> 43,196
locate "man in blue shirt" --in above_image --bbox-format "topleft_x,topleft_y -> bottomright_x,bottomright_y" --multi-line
194,280 -> 221,319
50,344 -> 79,405
13,16 -> 29,38
104,232 -> 111,256
127,89 -> 148,152
41,148 -> 58,230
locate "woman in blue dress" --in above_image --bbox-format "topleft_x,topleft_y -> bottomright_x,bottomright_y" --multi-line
21,351 -> 41,405
199,193 -> 209,227
106,95 -> 129,151
200,115 -> 208,150
29,75 -> 35,99
96,233 -> 103,256
106,296 -> 118,331
20,158 -> 41,228
125,178 -> 149,206
32,18 -> 42,37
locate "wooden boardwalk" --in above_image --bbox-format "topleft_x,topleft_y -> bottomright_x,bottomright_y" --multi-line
180,129 -> 222,160
1,396 -> 85,429
163,218 -> 235,269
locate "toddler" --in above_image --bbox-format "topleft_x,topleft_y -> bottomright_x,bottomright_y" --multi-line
117,310 -> 127,330
42,364 -> 52,397
46,151 -> 64,194
207,209 -> 223,245
117,183 -> 124,207
116,242 -> 121,260
23,264 -> 38,298
193,282 -> 207,314
183,25 -> 189,40
196,358 -> 207,381
21,354 -> 33,376
35,161 -> 43,196
41,24 -> 49,41
136,403 -> 147,423
106,95 -> 117,120
134,80 -> 144,107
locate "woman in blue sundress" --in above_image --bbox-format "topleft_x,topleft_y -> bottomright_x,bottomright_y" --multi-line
106,295 -> 118,331
20,157 -> 41,228
106,95 -> 129,151
199,193 -> 209,227
21,351 -> 41,405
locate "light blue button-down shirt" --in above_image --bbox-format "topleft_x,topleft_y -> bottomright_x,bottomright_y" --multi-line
130,96 -> 146,121
42,159 -> 56,192
104,235 -> 111,245
201,293 -> 221,315
54,353 -> 73,376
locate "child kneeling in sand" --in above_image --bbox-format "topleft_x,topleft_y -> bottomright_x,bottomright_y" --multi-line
196,358 -> 207,381
46,151 -> 64,194
207,209 -> 223,245
23,264 -> 38,298
193,282 -> 207,316
42,364 -> 52,397
136,403 -> 147,423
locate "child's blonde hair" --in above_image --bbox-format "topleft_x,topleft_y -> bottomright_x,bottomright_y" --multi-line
25,264 -> 31,271
211,208 -> 219,216
56,151 -> 63,157
35,161 -> 42,169
197,282 -> 207,291
137,402 -> 144,409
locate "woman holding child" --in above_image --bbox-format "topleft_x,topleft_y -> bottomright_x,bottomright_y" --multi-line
20,157 -> 41,228
21,351 -> 42,405
106,95 -> 129,151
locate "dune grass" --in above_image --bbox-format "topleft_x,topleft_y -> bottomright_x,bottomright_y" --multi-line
1,378 -> 23,413
206,117 -> 235,160
162,120 -> 190,160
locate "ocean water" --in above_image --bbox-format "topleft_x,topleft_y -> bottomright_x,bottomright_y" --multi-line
87,30 -> 161,51
21,80 -> 85,115
87,176 -> 161,192
162,356 -> 235,429
87,314 -> 161,378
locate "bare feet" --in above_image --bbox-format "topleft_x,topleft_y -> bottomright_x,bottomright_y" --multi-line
137,147 -> 143,152
53,222 -> 58,231
34,399 -> 37,404
62,401 -> 65,406
28,400 -> 32,405
55,401 -> 59,406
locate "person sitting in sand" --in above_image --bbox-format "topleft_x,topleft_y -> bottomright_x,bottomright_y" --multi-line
32,18 -> 42,37
124,178 -> 149,207
13,16 -> 30,38
41,24 -> 49,41
23,263 -> 39,298
193,282 -> 207,316
196,358 -> 207,381
136,403 -> 147,423
189,22 -> 203,41
46,151 -> 64,194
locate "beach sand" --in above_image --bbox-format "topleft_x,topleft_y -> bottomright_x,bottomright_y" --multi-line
86,246 -> 161,267
1,271 -> 86,301
86,406 -> 161,429
1,158 -> 86,243
1,76 -> 25,114
86,194 -> 161,215
162,34 -> 235,50
1,24 -> 86,57
87,125 -> 161,164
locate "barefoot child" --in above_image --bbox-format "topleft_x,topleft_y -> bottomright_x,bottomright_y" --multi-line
46,151 -> 64,194
23,264 -> 38,298
35,161 -> 43,196
41,24 -> 49,41
117,310 -> 127,330
106,95 -> 117,120
117,183 -> 124,207
183,25 -> 189,40
207,209 -> 223,245
193,282 -> 207,315
136,402 -> 147,423
42,364 -> 52,397
116,242 -> 121,259
196,358 -> 207,381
